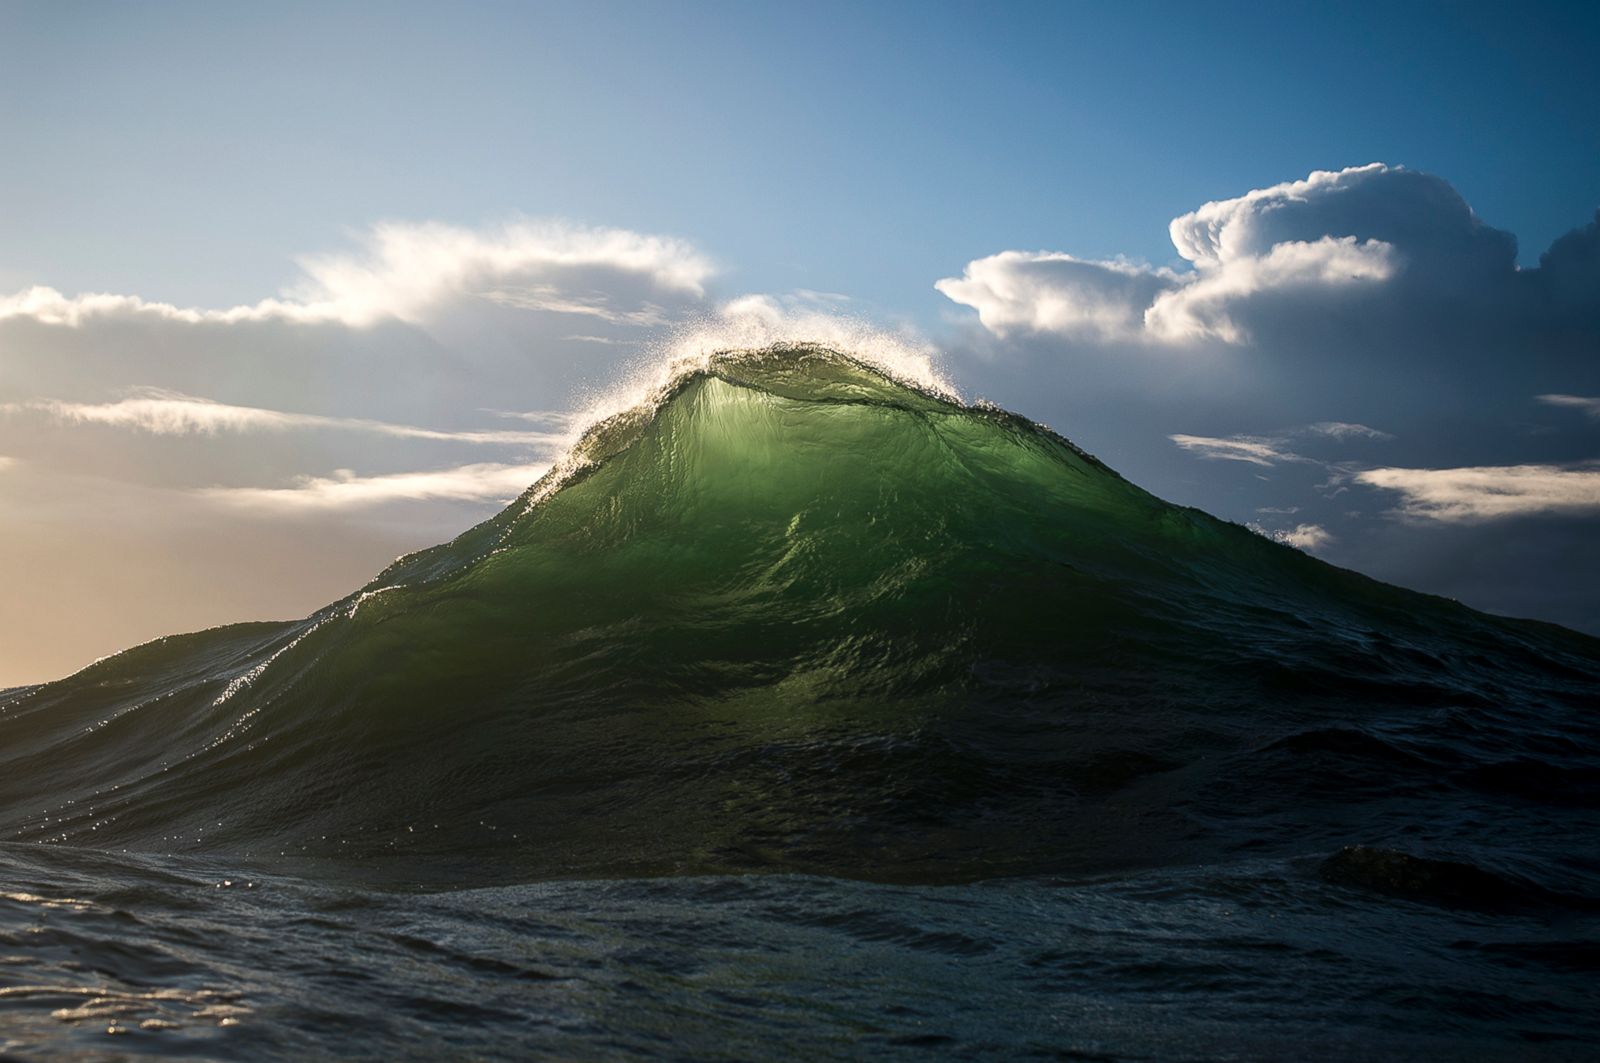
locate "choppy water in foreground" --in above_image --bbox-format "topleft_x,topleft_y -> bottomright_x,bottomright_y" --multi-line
3,843 -> 1597,1061
2,346 -> 1598,1057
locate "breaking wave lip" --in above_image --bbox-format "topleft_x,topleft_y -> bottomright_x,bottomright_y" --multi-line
516,331 -> 960,515
530,306 -> 959,491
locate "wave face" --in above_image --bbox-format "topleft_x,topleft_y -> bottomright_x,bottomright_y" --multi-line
3,345 -> 1598,892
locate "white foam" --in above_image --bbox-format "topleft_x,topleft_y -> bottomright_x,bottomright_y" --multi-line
512,300 -> 961,517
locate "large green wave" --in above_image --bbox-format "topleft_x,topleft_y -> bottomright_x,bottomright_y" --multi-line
3,345 -> 1596,886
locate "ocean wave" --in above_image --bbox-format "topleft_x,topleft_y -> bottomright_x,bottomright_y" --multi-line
0,344 -> 1594,897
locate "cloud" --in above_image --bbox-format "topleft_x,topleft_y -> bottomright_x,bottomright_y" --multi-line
1538,394 -> 1600,418
933,252 -> 1180,341
1305,421 -> 1393,441
5,389 -> 570,447
1169,433 -> 1304,467
1145,235 -> 1395,343
562,334 -> 640,346
935,163 -> 1549,346
938,165 -> 1428,344
1535,209 -> 1600,309
0,219 -> 713,329
477,287 -> 669,326
201,461 -> 552,510
1166,163 -> 1514,276
1167,420 -> 1388,468
1356,464 -> 1600,522
487,408 -> 582,427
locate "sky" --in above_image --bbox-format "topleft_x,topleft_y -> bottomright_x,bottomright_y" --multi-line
1,0 -> 1598,685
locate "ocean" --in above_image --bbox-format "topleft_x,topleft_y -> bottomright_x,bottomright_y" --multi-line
3,345 -> 1596,1059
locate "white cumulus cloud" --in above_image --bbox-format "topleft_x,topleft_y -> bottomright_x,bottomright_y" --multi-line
1143,235 -> 1395,343
935,163 -> 1511,345
933,252 -> 1180,341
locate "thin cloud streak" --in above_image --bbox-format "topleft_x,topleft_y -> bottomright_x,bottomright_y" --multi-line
7,390 -> 570,448
1306,421 -> 1393,441
561,334 -> 640,346
200,461 -> 553,510
478,287 -> 669,325
486,408 -> 584,427
1169,421 -> 1391,469
1538,394 -> 1600,418
1168,433 -> 1305,467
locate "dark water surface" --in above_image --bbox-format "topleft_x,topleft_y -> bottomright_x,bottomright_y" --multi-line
2,843 -> 1597,1061
2,347 -> 1597,1058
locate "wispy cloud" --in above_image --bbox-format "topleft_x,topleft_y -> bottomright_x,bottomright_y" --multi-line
934,251 -> 1181,342
1169,433 -> 1305,466
1357,463 -> 1600,522
6,390 -> 569,447
561,334 -> 639,346
478,287 -> 669,325
1170,419 -> 1391,468
1537,394 -> 1600,418
486,408 -> 582,428
200,461 -> 552,510
1306,421 -> 1392,441
0,219 -> 714,329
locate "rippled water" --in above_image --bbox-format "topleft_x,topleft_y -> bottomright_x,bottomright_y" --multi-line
2,843 -> 1596,1061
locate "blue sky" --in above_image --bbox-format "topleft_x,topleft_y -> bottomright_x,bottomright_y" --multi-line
1,1 -> 1598,684
4,1 -> 1597,309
